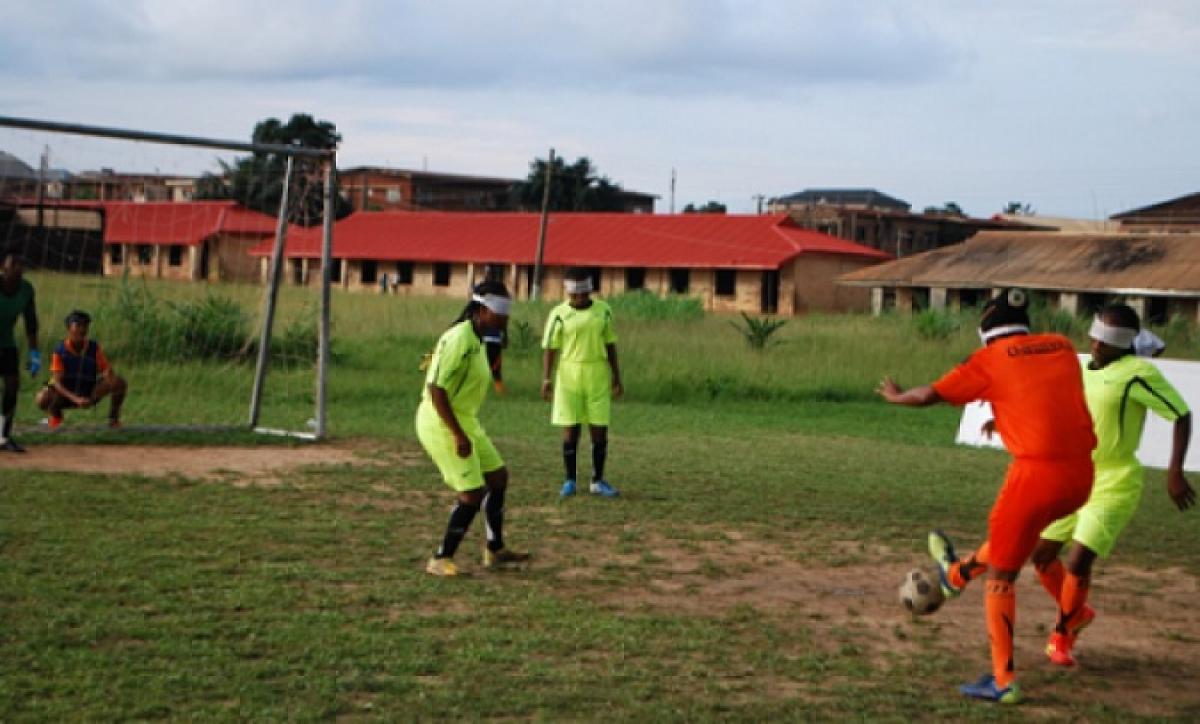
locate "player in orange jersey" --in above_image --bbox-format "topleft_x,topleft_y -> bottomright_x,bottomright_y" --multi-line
877,290 -> 1096,705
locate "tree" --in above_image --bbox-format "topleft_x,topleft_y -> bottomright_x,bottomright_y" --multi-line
196,113 -> 352,225
511,156 -> 626,212
922,201 -> 966,217
683,201 -> 727,214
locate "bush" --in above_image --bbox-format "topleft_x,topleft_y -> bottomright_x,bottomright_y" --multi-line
99,275 -> 253,362
606,290 -> 704,321
168,295 -> 250,359
271,306 -> 319,363
1031,306 -> 1083,338
507,318 -> 539,355
730,313 -> 787,350
911,309 -> 962,340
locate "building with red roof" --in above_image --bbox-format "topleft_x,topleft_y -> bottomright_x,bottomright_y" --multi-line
101,200 -> 277,282
251,212 -> 891,315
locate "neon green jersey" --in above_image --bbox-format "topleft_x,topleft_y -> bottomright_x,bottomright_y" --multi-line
1083,354 -> 1189,466
420,320 -> 491,420
541,299 -> 617,363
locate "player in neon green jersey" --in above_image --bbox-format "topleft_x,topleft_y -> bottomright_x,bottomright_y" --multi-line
417,280 -> 529,576
542,268 -> 623,498
1032,303 -> 1194,666
0,252 -> 41,452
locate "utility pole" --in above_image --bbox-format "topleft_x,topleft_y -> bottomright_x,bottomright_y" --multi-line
36,145 -> 48,228
531,148 -> 555,301
670,168 -> 676,214
752,194 -> 765,215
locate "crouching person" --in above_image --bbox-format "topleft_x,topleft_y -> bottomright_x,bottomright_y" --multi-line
35,310 -> 126,430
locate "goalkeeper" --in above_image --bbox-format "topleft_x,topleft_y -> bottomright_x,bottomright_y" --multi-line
0,252 -> 40,452
35,310 -> 127,430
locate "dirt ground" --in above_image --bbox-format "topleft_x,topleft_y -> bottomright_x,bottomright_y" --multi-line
5,445 -> 1197,715
0,441 -> 419,486
551,530 -> 1200,717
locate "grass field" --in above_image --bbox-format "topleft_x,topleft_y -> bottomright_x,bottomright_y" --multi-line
3,274 -> 1199,720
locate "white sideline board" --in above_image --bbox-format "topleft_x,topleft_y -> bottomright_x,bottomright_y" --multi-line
955,356 -> 1200,473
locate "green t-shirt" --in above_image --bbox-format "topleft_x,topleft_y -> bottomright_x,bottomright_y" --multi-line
541,299 -> 617,363
0,278 -> 36,349
1083,354 -> 1190,465
422,320 -> 491,420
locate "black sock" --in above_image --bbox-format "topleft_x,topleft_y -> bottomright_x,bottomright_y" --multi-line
436,502 -> 479,558
592,439 -> 608,482
563,439 -> 578,481
483,487 -> 506,552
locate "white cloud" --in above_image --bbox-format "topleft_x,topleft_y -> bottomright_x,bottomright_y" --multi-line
2,1 -> 965,91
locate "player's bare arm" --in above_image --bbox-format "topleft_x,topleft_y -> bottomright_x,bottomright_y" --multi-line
876,377 -> 942,407
1168,412 -> 1195,511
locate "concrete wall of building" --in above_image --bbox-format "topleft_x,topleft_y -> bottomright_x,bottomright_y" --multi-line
16,208 -> 103,231
247,252 -> 887,317
103,243 -> 167,279
211,234 -> 265,284
791,254 -> 876,313
340,171 -> 416,212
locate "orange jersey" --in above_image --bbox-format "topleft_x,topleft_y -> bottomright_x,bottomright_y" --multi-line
932,333 -> 1095,460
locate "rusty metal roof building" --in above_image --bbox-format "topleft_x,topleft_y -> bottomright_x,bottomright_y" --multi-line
839,231 -> 1200,296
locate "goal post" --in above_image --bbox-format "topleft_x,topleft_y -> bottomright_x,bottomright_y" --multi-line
0,115 -> 335,441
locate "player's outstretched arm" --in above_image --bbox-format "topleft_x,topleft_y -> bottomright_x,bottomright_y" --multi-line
1167,412 -> 1195,511
876,376 -> 943,407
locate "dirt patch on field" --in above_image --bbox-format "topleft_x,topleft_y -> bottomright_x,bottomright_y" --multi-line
0,442 -> 423,486
543,528 -> 1200,717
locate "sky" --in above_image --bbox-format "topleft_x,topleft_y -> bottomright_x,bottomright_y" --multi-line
1,1 -> 1198,218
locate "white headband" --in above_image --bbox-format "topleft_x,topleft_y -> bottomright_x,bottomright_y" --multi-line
1089,316 -> 1137,349
564,278 -> 593,294
472,293 -> 511,316
979,324 -> 1029,344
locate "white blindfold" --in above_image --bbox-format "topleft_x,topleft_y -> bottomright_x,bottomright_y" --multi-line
564,278 -> 593,294
472,293 -> 512,316
1089,316 -> 1137,349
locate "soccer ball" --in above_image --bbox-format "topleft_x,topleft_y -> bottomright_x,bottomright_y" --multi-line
899,567 -> 945,615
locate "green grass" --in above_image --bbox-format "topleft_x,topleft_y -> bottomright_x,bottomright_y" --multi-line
4,272 -> 1199,720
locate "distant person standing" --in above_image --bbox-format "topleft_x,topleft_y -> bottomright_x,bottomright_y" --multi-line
480,266 -> 508,394
0,252 -> 40,452
542,268 -> 623,498
1133,328 -> 1166,358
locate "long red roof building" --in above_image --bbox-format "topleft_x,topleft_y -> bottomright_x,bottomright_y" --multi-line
251,212 -> 889,269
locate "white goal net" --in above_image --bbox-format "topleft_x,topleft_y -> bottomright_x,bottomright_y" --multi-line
0,116 -> 333,442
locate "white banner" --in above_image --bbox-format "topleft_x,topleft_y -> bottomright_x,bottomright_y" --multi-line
955,356 -> 1200,472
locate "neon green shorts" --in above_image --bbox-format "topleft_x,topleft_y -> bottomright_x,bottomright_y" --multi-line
1040,462 -> 1142,558
552,361 -> 611,427
415,405 -> 503,492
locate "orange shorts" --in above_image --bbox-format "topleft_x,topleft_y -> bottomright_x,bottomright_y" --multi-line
987,457 -> 1093,571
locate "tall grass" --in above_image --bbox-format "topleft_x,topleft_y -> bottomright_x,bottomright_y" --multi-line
20,271 -> 1200,437
605,290 -> 704,321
